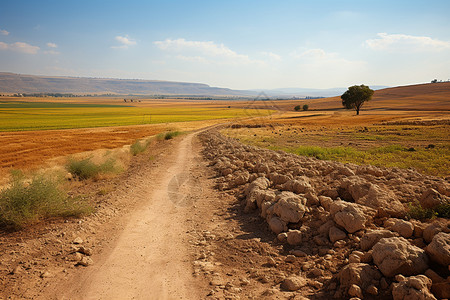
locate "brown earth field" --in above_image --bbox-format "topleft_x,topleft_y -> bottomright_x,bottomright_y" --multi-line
0,119 -> 227,183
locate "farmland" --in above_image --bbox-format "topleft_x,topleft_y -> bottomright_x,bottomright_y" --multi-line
0,100 -> 272,131
0,97 -> 273,179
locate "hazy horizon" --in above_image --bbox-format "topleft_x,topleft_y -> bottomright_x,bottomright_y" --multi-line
1,0 -> 449,90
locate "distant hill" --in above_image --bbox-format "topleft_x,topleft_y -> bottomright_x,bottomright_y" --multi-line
0,72 -> 391,98
285,82 -> 450,111
0,72 -> 254,96
255,86 -> 389,98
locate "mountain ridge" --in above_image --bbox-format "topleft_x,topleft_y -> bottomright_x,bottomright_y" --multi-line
0,72 -> 391,97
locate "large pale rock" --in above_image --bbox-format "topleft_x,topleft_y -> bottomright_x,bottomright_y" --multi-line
338,263 -> 381,290
268,216 -> 286,234
269,172 -> 291,185
286,230 -> 302,246
392,275 -> 436,300
426,232 -> 450,266
420,188 -> 447,209
341,177 -> 371,201
360,229 -> 397,251
385,218 -> 414,238
372,237 -> 428,277
254,162 -> 270,174
423,221 -> 448,243
319,196 -> 333,211
357,184 -> 406,217
244,177 -> 270,196
281,276 -> 307,291
247,189 -> 276,210
330,201 -> 376,233
273,192 -> 307,223
282,178 -> 312,194
230,172 -> 250,187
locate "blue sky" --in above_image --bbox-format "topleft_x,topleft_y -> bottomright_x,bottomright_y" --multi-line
0,0 -> 449,89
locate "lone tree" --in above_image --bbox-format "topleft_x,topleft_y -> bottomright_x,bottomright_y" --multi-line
341,84 -> 374,115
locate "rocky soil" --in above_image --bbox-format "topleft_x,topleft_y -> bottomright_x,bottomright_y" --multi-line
200,129 -> 450,300
1,127 -> 449,300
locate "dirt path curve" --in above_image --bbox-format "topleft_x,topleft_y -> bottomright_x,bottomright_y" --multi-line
63,133 -> 203,300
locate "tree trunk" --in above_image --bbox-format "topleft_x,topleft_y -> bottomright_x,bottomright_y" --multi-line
356,107 -> 360,115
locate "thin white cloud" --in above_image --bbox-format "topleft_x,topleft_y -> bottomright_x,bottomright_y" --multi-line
0,41 -> 39,54
365,33 -> 450,51
154,38 -> 262,65
0,29 -> 9,36
47,42 -> 58,48
261,51 -> 281,61
112,35 -> 136,49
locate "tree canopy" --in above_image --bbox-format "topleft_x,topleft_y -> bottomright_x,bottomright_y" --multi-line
341,84 -> 374,115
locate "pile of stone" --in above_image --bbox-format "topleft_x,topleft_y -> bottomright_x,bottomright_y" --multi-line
201,130 -> 450,299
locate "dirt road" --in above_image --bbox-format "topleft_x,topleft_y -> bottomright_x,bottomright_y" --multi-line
59,133 -> 204,299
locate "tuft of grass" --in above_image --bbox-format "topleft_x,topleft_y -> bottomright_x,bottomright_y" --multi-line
164,131 -> 181,140
130,139 -> 151,156
157,131 -> 182,141
0,171 -> 91,229
67,156 -> 118,180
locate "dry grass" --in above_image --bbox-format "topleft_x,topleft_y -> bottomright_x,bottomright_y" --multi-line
223,111 -> 450,177
0,171 -> 91,229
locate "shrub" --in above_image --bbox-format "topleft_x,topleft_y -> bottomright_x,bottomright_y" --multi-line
303,104 -> 309,111
294,105 -> 301,111
157,131 -> 182,141
67,156 -> 117,180
0,171 -> 91,229
164,131 -> 181,140
407,202 -> 450,220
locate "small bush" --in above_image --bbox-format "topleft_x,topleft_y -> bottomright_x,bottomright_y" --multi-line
67,157 -> 117,180
0,171 -> 91,229
407,202 -> 450,220
164,131 -> 181,140
157,131 -> 182,141
434,203 -> 450,218
303,104 -> 309,111
407,202 -> 436,220
294,105 -> 301,111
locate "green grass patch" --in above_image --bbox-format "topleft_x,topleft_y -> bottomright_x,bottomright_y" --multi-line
261,144 -> 449,177
67,157 -> 118,180
0,171 -> 91,229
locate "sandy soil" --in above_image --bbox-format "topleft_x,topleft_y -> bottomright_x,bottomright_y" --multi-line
58,133 -> 205,299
